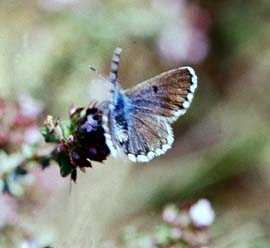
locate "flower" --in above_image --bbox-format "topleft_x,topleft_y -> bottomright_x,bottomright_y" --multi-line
157,24 -> 209,64
42,105 -> 110,182
0,96 -> 43,148
162,204 -> 179,224
24,126 -> 43,145
68,107 -> 110,166
0,97 -> 49,196
123,201 -> 214,247
189,199 -> 215,227
21,240 -> 39,248
156,1 -> 211,64
17,94 -> 43,122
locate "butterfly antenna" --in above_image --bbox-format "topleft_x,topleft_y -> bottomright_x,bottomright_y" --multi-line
88,65 -> 110,83
110,47 -> 122,87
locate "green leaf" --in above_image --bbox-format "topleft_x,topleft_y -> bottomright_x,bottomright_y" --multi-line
56,151 -> 73,177
155,225 -> 172,246
59,120 -> 72,140
40,127 -> 59,143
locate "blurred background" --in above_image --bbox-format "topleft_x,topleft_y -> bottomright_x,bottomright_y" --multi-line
0,0 -> 269,247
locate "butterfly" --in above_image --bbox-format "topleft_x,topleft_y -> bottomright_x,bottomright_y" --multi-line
98,48 -> 198,163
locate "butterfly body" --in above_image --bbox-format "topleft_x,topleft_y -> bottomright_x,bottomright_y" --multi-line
101,48 -> 198,163
109,89 -> 132,143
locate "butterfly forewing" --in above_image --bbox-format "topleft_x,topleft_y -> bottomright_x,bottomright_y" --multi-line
125,67 -> 197,123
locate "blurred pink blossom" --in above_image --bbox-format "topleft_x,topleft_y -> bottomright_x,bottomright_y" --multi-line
162,204 -> 179,224
24,126 -> 42,145
158,24 -> 209,64
189,199 -> 215,227
156,1 -> 211,64
0,96 -> 43,147
18,94 -> 43,121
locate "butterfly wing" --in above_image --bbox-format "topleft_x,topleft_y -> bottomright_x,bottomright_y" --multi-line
121,110 -> 174,162
125,66 -> 197,123
102,66 -> 197,162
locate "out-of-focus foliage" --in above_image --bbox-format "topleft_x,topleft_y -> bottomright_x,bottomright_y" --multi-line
0,0 -> 269,247
0,96 -> 42,197
0,97 -> 66,247
121,199 -> 215,248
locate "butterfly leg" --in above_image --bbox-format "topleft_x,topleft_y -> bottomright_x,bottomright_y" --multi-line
110,47 -> 122,84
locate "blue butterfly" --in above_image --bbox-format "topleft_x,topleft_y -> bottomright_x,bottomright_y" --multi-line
99,48 -> 198,162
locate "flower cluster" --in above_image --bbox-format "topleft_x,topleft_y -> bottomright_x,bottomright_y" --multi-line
0,95 -> 43,149
122,199 -> 215,248
41,104 -> 110,182
0,96 -> 58,248
0,96 -> 45,196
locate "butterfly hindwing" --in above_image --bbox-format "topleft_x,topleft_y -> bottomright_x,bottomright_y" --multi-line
122,110 -> 173,162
